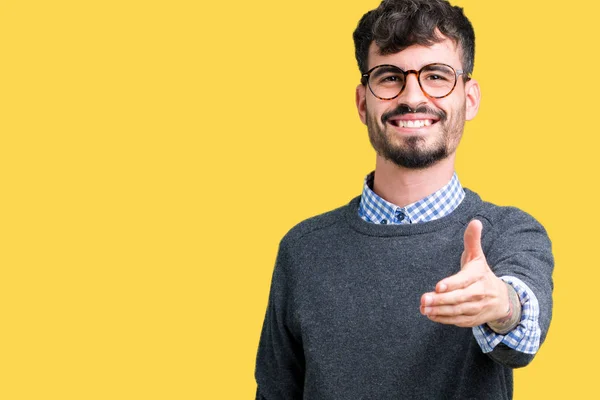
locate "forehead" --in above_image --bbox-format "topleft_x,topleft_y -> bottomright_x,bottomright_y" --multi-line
367,38 -> 462,70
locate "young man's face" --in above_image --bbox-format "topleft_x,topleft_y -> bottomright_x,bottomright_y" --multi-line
356,37 -> 480,169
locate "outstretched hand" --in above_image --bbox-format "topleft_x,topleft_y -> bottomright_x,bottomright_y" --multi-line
420,219 -> 509,328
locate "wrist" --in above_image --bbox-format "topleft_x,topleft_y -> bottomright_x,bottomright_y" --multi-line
487,282 -> 522,334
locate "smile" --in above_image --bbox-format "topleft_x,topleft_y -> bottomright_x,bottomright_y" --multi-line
389,119 -> 435,128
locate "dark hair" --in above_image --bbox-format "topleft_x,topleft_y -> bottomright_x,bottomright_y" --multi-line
353,0 -> 475,83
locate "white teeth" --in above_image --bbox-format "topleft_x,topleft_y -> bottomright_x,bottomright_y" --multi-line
397,119 -> 432,128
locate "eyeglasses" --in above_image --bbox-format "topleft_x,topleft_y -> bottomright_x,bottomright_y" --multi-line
361,63 -> 469,100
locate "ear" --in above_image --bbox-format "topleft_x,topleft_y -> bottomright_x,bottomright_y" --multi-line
464,78 -> 481,121
356,84 -> 367,125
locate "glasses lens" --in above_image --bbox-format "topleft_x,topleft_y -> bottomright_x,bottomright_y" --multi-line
368,66 -> 405,100
419,64 -> 457,98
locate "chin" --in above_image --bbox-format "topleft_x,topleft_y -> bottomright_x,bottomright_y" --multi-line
382,143 -> 450,169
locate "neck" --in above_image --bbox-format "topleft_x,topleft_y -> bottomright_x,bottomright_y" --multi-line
372,154 -> 456,208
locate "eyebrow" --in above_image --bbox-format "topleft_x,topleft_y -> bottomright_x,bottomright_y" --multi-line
422,64 -> 453,73
371,65 -> 402,78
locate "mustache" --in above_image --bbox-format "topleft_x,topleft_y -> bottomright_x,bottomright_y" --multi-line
381,105 -> 446,125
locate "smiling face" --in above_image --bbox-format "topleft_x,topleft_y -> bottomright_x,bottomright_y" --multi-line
356,38 -> 480,169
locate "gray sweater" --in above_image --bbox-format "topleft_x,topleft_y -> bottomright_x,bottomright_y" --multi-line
256,190 -> 553,400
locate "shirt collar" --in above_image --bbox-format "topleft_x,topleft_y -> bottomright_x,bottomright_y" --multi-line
358,171 -> 465,224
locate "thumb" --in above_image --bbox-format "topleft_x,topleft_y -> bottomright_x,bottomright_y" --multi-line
463,219 -> 484,265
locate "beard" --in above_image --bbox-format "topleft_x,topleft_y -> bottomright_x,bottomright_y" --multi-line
366,104 -> 466,169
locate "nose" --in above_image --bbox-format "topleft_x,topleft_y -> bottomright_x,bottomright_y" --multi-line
398,71 -> 428,108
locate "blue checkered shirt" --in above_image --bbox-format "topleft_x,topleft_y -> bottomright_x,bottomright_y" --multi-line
358,171 -> 541,354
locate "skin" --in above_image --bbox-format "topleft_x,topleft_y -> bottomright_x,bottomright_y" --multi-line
355,37 -> 521,330
421,220 -> 521,330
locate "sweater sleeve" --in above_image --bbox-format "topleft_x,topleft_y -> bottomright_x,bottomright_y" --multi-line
255,239 -> 305,399
477,208 -> 554,368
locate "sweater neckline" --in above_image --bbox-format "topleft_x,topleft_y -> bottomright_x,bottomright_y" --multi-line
344,188 -> 482,237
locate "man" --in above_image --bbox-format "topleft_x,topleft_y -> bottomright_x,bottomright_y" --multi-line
255,0 -> 554,399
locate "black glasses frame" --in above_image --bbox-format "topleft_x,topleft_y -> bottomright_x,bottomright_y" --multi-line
361,63 -> 470,100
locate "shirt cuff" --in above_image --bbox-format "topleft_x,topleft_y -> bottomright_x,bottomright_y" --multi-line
472,276 -> 541,354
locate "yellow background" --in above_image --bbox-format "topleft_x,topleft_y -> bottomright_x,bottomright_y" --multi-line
0,0 -> 597,398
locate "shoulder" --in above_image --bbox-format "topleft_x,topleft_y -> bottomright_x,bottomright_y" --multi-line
465,189 -> 552,259
281,198 -> 356,246
467,189 -> 548,235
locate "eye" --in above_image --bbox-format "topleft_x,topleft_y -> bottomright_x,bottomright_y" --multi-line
376,73 -> 404,86
424,74 -> 449,81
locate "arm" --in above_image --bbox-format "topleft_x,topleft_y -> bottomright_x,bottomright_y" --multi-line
255,239 -> 305,399
255,389 -> 267,400
486,280 -> 522,335
479,211 -> 553,367
473,277 -> 541,367
420,213 -> 553,367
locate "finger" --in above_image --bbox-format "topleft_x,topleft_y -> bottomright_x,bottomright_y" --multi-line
460,250 -> 467,267
421,301 -> 483,317
422,283 -> 484,307
426,314 -> 480,328
463,219 -> 484,265
435,260 -> 485,293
